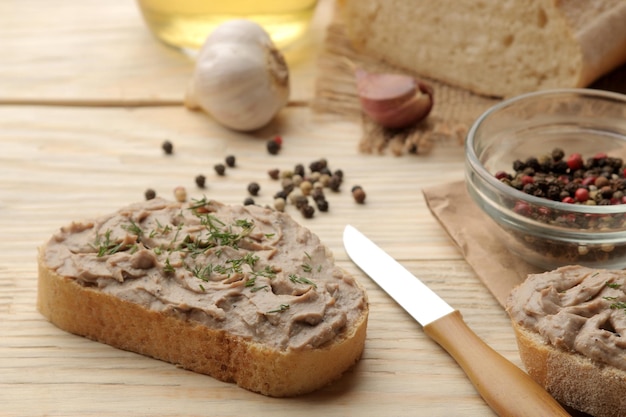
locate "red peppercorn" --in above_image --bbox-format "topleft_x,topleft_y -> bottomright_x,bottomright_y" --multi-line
594,152 -> 608,159
562,196 -> 575,204
495,171 -> 509,180
274,136 -> 283,146
581,176 -> 596,186
513,201 -> 531,216
521,175 -> 534,185
574,188 -> 589,202
566,153 -> 583,170
537,207 -> 551,216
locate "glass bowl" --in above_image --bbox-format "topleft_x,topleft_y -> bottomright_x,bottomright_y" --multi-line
465,89 -> 626,270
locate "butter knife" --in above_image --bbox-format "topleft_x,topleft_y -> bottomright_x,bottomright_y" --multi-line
342,225 -> 570,417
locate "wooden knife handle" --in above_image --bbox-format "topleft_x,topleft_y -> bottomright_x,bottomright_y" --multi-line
423,310 -> 570,417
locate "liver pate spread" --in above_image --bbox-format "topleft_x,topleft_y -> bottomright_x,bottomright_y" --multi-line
42,198 -> 367,351
507,265 -> 626,370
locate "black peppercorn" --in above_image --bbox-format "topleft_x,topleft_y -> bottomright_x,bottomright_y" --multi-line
294,163 -> 305,177
300,204 -> 315,218
352,186 -> 366,204
161,140 -> 173,155
243,197 -> 255,206
144,188 -> 156,200
328,175 -> 342,192
214,163 -> 226,176
195,174 -> 206,188
551,148 -> 565,161
268,168 -> 280,180
267,138 -> 281,155
309,159 -> 327,173
311,188 -> 325,202
225,155 -> 236,167
247,182 -> 260,196
315,198 -> 329,212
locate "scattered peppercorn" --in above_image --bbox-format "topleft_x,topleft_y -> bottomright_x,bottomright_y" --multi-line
352,186 -> 366,204
225,155 -> 236,167
293,195 -> 309,209
144,188 -> 156,200
294,163 -> 305,177
174,186 -> 187,202
315,198 -> 329,212
161,140 -> 173,155
214,163 -> 226,176
243,197 -> 255,206
300,180 -> 313,196
311,187 -> 325,202
268,168 -> 280,180
247,182 -> 260,196
273,197 -> 286,212
300,204 -> 315,219
267,137 -> 282,155
328,174 -> 342,192
309,159 -> 327,173
195,174 -> 206,188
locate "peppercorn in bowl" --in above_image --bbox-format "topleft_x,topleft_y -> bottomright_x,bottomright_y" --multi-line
465,89 -> 626,270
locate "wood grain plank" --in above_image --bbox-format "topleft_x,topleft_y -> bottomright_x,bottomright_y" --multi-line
0,0 -> 330,105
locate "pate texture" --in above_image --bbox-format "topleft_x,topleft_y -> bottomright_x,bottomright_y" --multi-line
42,198 -> 367,351
507,265 -> 626,370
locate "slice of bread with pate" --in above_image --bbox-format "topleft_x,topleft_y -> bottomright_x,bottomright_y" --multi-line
506,266 -> 626,416
37,198 -> 368,397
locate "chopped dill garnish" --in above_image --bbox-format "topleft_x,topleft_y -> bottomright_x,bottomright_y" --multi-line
607,281 -> 622,289
191,264 -> 213,282
267,304 -> 290,314
289,274 -> 317,288
163,258 -> 175,274
609,301 -> 626,311
121,219 -> 143,237
92,229 -> 124,257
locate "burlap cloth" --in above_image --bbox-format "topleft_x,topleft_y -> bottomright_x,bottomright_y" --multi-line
312,17 -> 626,308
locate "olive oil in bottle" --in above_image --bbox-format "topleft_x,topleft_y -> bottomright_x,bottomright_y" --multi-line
136,0 -> 318,51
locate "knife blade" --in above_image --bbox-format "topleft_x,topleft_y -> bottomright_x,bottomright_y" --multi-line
343,225 -> 570,417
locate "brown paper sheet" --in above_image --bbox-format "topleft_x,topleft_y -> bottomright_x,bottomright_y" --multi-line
422,181 -> 543,307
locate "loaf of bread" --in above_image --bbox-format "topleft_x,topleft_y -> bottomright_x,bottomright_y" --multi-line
506,266 -> 626,417
338,0 -> 626,97
37,198 -> 368,397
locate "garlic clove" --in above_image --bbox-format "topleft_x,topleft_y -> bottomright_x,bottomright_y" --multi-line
185,19 -> 290,132
355,68 -> 433,129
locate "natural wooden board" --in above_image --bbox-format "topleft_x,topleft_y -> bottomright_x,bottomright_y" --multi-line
0,0 -> 330,105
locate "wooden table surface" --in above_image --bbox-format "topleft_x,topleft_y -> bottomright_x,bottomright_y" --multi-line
0,1 -> 526,416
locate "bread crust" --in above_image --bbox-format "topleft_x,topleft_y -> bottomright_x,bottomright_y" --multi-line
37,251 -> 368,397
511,320 -> 626,417
338,0 -> 626,97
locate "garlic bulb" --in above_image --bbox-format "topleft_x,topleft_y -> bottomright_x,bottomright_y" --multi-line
355,68 -> 433,129
185,19 -> 290,132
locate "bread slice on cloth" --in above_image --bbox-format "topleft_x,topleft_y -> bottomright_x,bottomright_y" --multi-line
506,266 -> 626,416
338,0 -> 626,97
38,198 -> 368,397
